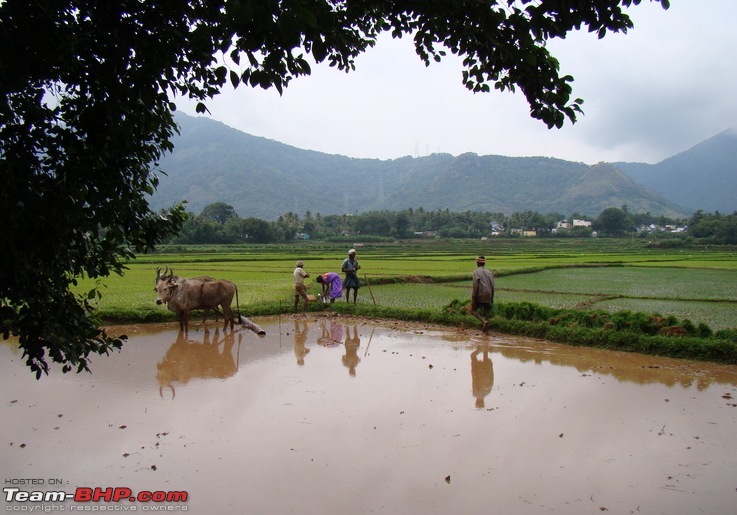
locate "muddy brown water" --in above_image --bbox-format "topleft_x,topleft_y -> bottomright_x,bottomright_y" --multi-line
2,315 -> 737,514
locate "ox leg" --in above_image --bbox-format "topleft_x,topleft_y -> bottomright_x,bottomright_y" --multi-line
182,311 -> 190,333
201,308 -> 222,325
221,306 -> 235,332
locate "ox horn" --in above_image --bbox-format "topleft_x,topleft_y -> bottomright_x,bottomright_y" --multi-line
158,384 -> 175,399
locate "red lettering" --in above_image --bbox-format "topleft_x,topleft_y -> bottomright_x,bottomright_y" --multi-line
166,491 -> 188,502
74,487 -> 92,502
93,487 -> 114,502
113,487 -> 133,502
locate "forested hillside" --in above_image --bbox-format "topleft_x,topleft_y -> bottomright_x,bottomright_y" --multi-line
616,128 -> 737,214
150,114 -> 688,219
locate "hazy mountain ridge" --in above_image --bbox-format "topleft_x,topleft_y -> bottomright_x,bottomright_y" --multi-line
614,128 -> 737,214
150,114 -> 734,219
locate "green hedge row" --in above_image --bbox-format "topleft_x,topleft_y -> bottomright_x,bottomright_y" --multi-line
99,298 -> 737,365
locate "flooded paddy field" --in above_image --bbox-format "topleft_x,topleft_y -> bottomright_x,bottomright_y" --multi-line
2,315 -> 737,514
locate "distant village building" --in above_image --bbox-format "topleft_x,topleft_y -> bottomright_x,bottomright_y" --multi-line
553,219 -> 594,235
556,219 -> 592,229
511,228 -> 537,237
637,224 -> 687,234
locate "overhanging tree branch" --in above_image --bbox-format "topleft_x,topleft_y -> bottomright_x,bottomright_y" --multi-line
0,0 -> 669,376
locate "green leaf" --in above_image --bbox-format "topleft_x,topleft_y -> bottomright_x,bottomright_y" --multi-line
301,8 -> 318,28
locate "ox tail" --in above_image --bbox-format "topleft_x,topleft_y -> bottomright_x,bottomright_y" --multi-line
236,333 -> 242,371
236,284 -> 242,323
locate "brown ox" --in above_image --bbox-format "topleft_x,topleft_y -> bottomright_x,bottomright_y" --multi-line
155,267 -> 221,324
155,273 -> 239,332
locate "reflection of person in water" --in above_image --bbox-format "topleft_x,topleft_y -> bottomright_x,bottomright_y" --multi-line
317,319 -> 342,347
471,344 -> 494,408
342,325 -> 361,376
293,319 -> 310,366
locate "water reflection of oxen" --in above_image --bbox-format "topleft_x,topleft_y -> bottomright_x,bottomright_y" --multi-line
157,329 -> 241,398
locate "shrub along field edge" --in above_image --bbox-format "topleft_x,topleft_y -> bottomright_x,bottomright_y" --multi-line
97,297 -> 737,365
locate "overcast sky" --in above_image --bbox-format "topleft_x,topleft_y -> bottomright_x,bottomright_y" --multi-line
177,0 -> 737,165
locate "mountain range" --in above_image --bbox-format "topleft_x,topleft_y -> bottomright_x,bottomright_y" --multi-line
149,114 -> 737,220
614,127 -> 737,214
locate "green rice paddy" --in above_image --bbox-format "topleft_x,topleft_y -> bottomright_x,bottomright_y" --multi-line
77,239 -> 737,331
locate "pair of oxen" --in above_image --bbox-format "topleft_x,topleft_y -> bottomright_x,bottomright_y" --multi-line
154,267 -> 239,332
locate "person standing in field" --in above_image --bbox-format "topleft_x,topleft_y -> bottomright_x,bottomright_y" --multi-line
293,260 -> 310,314
341,248 -> 361,303
471,256 -> 495,333
316,272 -> 343,303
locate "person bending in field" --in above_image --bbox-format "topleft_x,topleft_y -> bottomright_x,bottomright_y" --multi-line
471,256 -> 495,333
316,272 -> 343,303
341,248 -> 361,303
293,260 -> 310,314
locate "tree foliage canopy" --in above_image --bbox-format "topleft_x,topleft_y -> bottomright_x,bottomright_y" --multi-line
594,207 -> 632,236
0,0 -> 668,376
201,202 -> 238,224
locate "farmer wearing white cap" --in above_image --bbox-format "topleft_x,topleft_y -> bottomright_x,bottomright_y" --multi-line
341,248 -> 361,304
